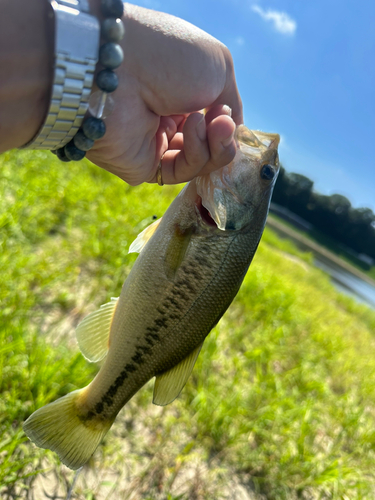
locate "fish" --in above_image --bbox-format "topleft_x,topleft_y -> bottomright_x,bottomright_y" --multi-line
23,125 -> 280,470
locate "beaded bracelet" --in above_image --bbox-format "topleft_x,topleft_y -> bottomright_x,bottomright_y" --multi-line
53,0 -> 125,162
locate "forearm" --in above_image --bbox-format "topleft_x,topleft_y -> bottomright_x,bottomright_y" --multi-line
0,0 -> 54,152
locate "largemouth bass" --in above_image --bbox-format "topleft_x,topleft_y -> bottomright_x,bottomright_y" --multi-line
23,126 -> 280,470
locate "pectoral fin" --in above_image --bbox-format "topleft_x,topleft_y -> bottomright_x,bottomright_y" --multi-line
164,225 -> 193,280
75,298 -> 118,362
128,218 -> 162,254
153,342 -> 203,406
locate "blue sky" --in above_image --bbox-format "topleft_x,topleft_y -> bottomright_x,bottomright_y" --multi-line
136,0 -> 375,212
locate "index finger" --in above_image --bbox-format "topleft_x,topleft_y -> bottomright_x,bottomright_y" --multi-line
206,47 -> 243,126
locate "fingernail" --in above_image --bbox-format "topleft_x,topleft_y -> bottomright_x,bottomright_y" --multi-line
196,115 -> 206,141
222,105 -> 232,117
221,131 -> 234,148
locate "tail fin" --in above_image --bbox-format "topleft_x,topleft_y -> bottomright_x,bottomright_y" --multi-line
23,389 -> 113,470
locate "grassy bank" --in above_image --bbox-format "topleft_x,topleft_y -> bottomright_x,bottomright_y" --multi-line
1,150 -> 375,499
268,212 -> 375,283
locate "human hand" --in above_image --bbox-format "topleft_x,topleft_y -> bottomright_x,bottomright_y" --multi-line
86,3 -> 243,186
0,1 -> 243,187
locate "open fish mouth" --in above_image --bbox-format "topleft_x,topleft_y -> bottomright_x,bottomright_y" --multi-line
195,195 -> 217,228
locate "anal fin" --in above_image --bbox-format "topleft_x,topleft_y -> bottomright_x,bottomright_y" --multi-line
153,342 -> 203,406
76,298 -> 118,362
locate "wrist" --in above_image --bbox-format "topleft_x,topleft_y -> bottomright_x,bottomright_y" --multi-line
0,0 -> 107,154
44,0 -> 124,161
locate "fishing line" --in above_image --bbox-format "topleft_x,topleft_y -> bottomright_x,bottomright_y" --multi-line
66,466 -> 83,500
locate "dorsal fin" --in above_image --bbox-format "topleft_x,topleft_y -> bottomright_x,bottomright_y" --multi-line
153,342 -> 203,406
76,298 -> 118,362
236,125 -> 263,148
128,218 -> 162,254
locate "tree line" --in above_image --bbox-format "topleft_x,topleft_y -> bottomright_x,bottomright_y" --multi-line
272,167 -> 375,262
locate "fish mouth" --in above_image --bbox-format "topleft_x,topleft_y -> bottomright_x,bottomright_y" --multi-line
195,195 -> 217,228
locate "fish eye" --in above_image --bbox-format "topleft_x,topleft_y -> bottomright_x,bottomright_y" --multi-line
260,164 -> 275,181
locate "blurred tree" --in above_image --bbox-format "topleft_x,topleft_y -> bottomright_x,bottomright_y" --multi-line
272,167 -> 314,219
328,194 -> 351,215
272,165 -> 287,205
271,166 -> 375,260
286,173 -> 314,219
347,208 -> 375,259
326,194 -> 351,241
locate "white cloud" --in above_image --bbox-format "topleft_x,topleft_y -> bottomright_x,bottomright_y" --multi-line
251,5 -> 297,35
235,36 -> 245,46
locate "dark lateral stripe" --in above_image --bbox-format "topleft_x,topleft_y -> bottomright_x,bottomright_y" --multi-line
92,254 -> 210,416
95,402 -> 104,414
95,362 -> 136,413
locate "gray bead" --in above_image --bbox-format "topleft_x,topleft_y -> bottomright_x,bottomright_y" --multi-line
96,69 -> 118,93
101,0 -> 124,19
83,117 -> 106,140
65,141 -> 86,161
101,18 -> 125,43
99,43 -> 124,69
73,129 -> 95,151
56,147 -> 71,162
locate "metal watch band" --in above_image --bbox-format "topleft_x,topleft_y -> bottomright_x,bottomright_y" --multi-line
23,0 -> 100,150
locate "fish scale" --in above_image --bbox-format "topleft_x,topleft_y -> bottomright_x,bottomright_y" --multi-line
86,231 -> 238,419
23,125 -> 280,469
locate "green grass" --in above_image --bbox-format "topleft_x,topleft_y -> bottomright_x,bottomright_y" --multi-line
1,150 -> 375,499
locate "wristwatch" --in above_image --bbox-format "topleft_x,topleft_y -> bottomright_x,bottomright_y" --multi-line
23,0 -> 100,150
